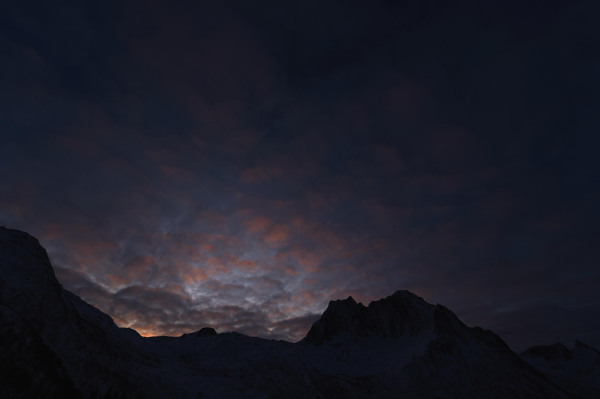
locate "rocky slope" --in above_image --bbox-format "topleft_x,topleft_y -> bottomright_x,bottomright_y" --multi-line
0,227 -> 585,398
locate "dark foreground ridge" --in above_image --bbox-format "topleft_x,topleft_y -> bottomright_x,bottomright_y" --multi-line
0,226 -> 596,398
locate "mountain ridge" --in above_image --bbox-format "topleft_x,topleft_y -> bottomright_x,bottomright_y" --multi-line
0,226 -> 588,398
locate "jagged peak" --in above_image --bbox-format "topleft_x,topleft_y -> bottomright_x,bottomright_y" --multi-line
301,289 -> 435,346
370,289 -> 429,306
327,296 -> 356,306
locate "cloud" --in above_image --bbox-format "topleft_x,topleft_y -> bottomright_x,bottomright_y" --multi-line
1,0 -> 600,351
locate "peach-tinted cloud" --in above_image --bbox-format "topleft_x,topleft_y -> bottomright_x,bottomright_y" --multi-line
242,216 -> 291,244
243,216 -> 272,232
180,268 -> 209,285
66,240 -> 119,265
264,225 -> 291,244
123,255 -> 154,279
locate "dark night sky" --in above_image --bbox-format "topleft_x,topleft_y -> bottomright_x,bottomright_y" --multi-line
1,0 -> 599,351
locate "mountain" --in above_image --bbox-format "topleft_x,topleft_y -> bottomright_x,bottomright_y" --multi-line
0,226 -> 585,398
521,341 -> 600,399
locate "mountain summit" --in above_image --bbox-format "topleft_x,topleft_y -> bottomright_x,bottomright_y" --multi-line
0,227 -> 589,398
301,291 -> 434,345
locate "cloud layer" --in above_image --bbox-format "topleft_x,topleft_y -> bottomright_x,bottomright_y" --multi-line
1,0 -> 599,350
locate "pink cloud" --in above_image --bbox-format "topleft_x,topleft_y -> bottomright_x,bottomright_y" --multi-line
242,216 -> 291,245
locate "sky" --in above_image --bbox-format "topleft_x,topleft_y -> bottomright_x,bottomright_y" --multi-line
1,0 -> 599,352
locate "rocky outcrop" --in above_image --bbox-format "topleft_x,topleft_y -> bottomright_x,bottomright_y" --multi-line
0,227 -> 587,398
300,291 -> 434,346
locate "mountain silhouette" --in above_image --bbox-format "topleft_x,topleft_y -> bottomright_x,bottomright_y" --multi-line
0,227 -> 591,398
